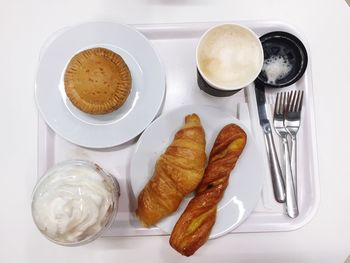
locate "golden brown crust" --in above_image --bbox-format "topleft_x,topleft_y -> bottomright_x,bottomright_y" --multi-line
169,124 -> 247,256
136,114 -> 206,227
64,47 -> 132,114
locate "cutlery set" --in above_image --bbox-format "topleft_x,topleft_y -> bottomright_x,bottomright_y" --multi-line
255,88 -> 304,219
255,87 -> 304,219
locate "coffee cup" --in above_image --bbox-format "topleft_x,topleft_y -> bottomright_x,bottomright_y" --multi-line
196,24 -> 264,97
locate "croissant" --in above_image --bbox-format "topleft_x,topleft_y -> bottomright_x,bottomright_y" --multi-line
169,123 -> 247,256
136,114 -> 206,227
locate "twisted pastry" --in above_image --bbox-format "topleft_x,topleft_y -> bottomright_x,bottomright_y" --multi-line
169,124 -> 247,256
136,114 -> 206,226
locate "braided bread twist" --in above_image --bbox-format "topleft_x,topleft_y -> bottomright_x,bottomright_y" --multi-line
169,123 -> 247,256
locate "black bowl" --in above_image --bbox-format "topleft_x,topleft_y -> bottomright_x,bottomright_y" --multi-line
256,31 -> 308,88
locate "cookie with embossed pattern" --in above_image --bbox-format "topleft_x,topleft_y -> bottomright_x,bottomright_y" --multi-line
64,47 -> 132,115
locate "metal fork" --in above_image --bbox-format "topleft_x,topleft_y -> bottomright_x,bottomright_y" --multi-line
273,92 -> 299,218
285,90 -> 304,201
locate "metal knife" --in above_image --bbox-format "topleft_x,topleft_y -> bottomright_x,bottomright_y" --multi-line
255,85 -> 286,203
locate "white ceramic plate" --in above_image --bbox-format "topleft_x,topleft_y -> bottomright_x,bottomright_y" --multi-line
35,22 -> 165,148
130,104 -> 264,238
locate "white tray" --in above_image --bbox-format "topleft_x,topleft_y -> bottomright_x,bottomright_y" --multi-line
37,21 -> 319,236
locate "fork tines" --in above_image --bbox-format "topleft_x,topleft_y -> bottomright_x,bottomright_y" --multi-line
287,90 -> 304,113
274,92 -> 288,115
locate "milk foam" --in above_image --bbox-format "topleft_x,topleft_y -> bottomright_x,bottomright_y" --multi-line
198,25 -> 262,89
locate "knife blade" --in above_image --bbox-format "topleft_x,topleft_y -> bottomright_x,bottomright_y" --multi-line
255,85 -> 286,203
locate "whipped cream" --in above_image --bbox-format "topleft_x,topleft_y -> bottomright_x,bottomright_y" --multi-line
262,55 -> 292,84
32,160 -> 119,245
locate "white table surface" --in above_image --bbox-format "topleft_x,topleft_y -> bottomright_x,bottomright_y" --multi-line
1,0 -> 350,262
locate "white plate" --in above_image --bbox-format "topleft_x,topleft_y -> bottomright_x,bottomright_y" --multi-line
35,22 -> 165,148
130,104 -> 264,238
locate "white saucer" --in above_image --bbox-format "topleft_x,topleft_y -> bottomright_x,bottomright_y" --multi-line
130,104 -> 264,238
35,21 -> 165,148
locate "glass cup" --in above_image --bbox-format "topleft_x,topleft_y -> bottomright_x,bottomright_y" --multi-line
31,159 -> 120,246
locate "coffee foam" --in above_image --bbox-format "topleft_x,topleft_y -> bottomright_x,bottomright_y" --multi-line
197,25 -> 262,89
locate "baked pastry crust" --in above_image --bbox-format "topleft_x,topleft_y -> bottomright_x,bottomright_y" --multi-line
64,47 -> 132,114
136,114 -> 207,227
169,124 -> 247,256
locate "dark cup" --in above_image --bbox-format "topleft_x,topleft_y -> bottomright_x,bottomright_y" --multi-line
197,69 -> 242,97
196,23 -> 264,97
